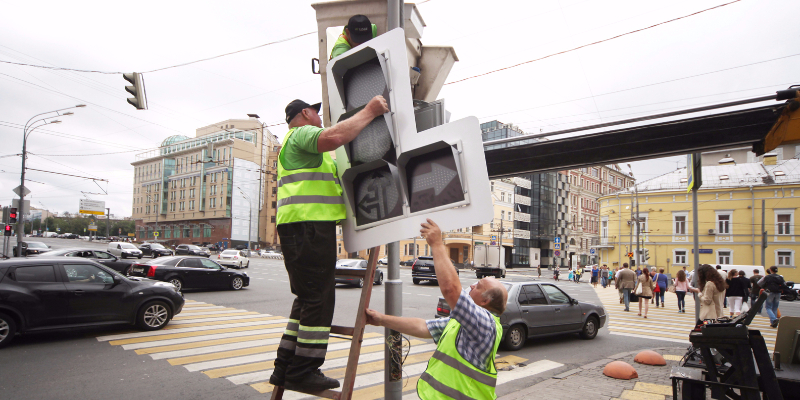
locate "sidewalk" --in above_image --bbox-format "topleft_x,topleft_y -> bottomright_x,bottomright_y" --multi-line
500,346 -> 685,400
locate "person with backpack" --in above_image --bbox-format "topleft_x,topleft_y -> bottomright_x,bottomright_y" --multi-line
758,266 -> 791,328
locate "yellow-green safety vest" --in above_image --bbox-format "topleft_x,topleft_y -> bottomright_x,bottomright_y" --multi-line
417,315 -> 503,400
276,128 -> 346,225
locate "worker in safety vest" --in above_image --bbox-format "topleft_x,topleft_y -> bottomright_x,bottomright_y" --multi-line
269,96 -> 388,391
366,219 -> 508,399
330,14 -> 377,60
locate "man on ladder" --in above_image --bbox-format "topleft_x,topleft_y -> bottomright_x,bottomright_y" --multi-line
366,219 -> 509,399
270,96 -> 388,391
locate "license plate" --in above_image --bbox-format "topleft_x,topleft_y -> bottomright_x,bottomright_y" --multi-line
132,268 -> 144,273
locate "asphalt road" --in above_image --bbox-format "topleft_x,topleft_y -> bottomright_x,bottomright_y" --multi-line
2,237 -> 797,399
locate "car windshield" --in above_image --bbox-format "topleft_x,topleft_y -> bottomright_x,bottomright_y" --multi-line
150,243 -> 166,249
188,245 -> 201,250
221,250 -> 238,255
338,260 -> 361,268
27,242 -> 48,249
145,257 -> 182,266
120,243 -> 138,249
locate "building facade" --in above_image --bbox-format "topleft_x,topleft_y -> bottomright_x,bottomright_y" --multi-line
131,116 -> 280,249
598,154 -> 800,281
563,165 -> 634,266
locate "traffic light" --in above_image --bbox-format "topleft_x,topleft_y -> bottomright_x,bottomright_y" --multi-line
9,208 -> 17,224
643,248 -> 650,261
3,225 -> 11,236
627,252 -> 634,258
123,72 -> 148,110
328,29 -> 492,252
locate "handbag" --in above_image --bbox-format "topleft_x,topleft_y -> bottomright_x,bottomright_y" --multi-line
629,293 -> 639,302
668,284 -> 676,293
635,283 -> 643,295
653,274 -> 661,293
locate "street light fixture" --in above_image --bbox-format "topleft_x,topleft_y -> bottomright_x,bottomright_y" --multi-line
16,105 -> 85,256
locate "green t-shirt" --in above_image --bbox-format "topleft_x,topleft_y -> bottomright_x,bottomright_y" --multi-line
329,25 -> 378,60
280,125 -> 324,170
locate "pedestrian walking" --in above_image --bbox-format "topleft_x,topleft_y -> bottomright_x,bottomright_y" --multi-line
750,269 -> 764,314
568,268 -> 574,282
673,270 -> 690,313
634,269 -> 656,318
617,263 -> 636,312
575,266 -> 582,283
725,269 -> 744,317
653,268 -> 668,307
689,264 -> 726,321
601,265 -> 608,288
553,265 -> 560,281
537,265 -> 541,278
738,270 -> 751,312
591,265 -> 599,288
270,95 -> 389,391
759,266 -> 790,328
716,265 -> 728,308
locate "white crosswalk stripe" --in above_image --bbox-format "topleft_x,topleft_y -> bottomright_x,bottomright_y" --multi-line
150,337 -> 283,360
121,327 -> 286,350
169,314 -> 274,325
97,319 -> 288,341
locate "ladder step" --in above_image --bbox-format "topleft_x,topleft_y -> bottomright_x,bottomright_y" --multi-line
331,325 -> 355,336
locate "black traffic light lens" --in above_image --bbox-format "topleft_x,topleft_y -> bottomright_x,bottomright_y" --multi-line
405,147 -> 464,213
352,165 -> 402,226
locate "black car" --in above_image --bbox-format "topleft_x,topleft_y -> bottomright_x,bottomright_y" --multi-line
175,245 -> 211,258
127,256 -> 249,292
412,256 -> 459,285
139,243 -> 174,258
33,248 -> 137,275
0,258 -> 184,348
335,259 -> 384,288
12,241 -> 51,256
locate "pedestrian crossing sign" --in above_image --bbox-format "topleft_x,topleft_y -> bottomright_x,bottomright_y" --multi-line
554,243 -> 561,250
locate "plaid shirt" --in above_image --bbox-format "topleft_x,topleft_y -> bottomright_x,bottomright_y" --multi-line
426,289 -> 498,372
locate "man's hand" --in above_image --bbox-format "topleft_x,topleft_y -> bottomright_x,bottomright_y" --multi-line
365,308 -> 384,326
365,96 -> 389,118
420,219 -> 443,247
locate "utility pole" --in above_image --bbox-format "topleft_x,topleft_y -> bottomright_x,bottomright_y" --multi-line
106,208 -> 111,240
385,2 -> 404,399
761,199 -> 766,266
688,153 -> 702,321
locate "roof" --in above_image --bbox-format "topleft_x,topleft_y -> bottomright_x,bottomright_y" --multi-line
617,159 -> 800,194
161,135 -> 191,146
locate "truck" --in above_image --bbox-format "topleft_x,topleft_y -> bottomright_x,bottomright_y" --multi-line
43,232 -> 58,238
473,244 -> 506,279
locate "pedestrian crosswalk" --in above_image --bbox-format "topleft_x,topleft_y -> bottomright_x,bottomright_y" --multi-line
97,300 -> 564,399
595,287 -> 779,348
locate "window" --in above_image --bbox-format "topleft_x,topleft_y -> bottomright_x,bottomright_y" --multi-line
518,285 -> 548,305
541,285 -> 570,304
184,226 -> 191,238
777,250 -> 793,266
717,250 -> 732,265
14,265 -> 57,282
210,198 -> 216,208
776,211 -> 793,235
501,192 -> 505,202
174,226 -> 181,238
674,214 -> 687,235
271,201 -> 276,209
716,212 -> 731,234
63,264 -> 114,284
338,243 -> 342,254
674,250 -> 687,265
271,216 -> 276,223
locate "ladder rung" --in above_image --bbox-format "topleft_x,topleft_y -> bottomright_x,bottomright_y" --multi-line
331,325 -> 355,336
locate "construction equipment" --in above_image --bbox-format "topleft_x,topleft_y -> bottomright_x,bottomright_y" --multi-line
271,246 -> 380,400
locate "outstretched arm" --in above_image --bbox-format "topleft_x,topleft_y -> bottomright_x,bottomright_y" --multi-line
316,96 -> 389,152
365,309 -> 432,338
420,219 -> 461,310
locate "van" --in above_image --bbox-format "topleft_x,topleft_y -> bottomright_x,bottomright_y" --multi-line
715,265 -> 765,277
108,241 -> 143,259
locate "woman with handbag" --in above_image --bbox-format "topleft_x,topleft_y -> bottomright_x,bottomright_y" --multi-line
653,268 -> 669,308
689,264 -> 726,320
673,270 -> 690,313
634,268 -> 656,318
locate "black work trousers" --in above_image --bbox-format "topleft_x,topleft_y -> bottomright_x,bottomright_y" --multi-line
274,221 -> 337,381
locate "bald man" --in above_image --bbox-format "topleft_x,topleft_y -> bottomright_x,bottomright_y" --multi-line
366,219 -> 508,399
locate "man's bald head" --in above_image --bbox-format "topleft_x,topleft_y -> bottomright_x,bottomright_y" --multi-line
470,277 -> 508,315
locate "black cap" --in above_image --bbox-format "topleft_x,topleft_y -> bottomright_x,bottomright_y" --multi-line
285,100 -> 321,124
347,15 -> 373,45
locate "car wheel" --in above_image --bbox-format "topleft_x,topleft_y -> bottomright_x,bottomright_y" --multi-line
153,253 -> 158,259
413,278 -> 421,285
239,262 -> 243,269
231,276 -> 244,290
376,272 -> 384,285
121,254 -> 127,259
0,313 -> 17,349
138,255 -> 142,259
357,278 -> 364,288
246,261 -> 250,268
136,301 -> 171,331
503,324 -> 526,351
580,316 -> 599,340
495,271 -> 502,279
168,277 -> 183,292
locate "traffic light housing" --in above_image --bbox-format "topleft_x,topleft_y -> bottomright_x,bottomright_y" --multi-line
3,225 -> 11,236
643,248 -> 650,261
123,72 -> 148,110
9,208 -> 17,224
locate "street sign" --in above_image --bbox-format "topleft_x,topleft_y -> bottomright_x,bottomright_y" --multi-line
12,199 -> 30,215
154,232 -> 160,237
57,227 -> 62,232
554,243 -> 561,250
118,228 -> 122,235
554,250 -> 561,257
88,225 -> 97,231
128,233 -> 135,237
692,248 -> 712,254
554,237 -> 561,244
79,199 -> 105,215
12,185 -> 31,197
491,235 -> 497,241
590,248 -> 596,255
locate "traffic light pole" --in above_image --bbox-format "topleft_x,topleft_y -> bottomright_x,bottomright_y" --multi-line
106,208 -> 111,240
692,186 -> 700,321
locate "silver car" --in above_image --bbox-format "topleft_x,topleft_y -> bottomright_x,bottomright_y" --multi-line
435,281 -> 606,350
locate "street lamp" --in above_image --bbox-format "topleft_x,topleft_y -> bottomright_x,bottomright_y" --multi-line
16,105 -> 84,256
237,187 -> 253,253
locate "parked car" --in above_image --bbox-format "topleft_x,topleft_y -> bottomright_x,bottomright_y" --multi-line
378,257 -> 388,265
32,248 -> 137,275
335,259 -> 384,288
217,249 -> 250,269
12,241 -> 51,256
412,256 -> 459,285
139,243 -> 174,258
435,281 -> 605,351
107,242 -> 143,259
0,257 -> 184,348
127,256 -> 249,292
175,245 -> 211,258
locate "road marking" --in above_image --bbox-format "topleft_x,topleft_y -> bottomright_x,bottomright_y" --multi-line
173,305 -> 226,311
118,327 -> 286,349
99,320 -> 288,342
180,307 -> 236,313
140,333 -> 284,355
167,315 -> 280,327
170,335 -> 356,366
173,310 -> 254,319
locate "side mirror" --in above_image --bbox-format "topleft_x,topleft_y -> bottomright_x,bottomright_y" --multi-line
112,275 -> 122,286
570,298 -> 579,305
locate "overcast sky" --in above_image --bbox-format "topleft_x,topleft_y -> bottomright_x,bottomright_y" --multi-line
1,0 -> 798,218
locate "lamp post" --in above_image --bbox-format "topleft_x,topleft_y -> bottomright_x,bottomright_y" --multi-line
237,187 -> 253,252
17,105 -> 85,256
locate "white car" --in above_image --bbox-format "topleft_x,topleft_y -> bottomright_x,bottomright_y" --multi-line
217,249 -> 250,269
107,241 -> 143,259
378,257 -> 388,265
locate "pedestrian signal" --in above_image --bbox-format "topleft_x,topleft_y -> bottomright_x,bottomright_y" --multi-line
9,208 -> 17,224
3,225 -> 11,236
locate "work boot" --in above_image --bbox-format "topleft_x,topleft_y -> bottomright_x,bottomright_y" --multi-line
269,364 -> 286,386
285,369 -> 340,392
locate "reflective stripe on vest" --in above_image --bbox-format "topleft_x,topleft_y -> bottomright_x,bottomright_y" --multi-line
276,128 -> 346,225
417,315 -> 503,400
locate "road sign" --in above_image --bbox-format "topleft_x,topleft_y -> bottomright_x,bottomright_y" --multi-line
554,243 -> 561,250
87,225 -> 97,231
590,248 -> 596,255
554,250 -> 561,257
79,199 -> 105,215
12,185 -> 31,197
58,227 -> 62,232
554,237 -> 561,244
154,231 -> 159,237
491,235 -> 497,241
128,233 -> 135,237
12,199 -> 29,215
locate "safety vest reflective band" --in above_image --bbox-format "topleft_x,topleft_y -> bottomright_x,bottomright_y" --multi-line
417,315 -> 503,400
276,128 -> 346,225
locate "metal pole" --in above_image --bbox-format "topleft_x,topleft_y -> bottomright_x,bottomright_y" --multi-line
761,199 -> 766,267
692,186 -> 700,321
385,2 -> 403,399
16,134 -> 28,257
629,192 -> 634,265
106,208 -> 111,240
635,184 -> 640,267
499,218 -> 503,267
248,197 -> 252,252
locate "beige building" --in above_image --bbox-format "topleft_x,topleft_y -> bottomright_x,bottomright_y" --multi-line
131,115 -> 281,249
